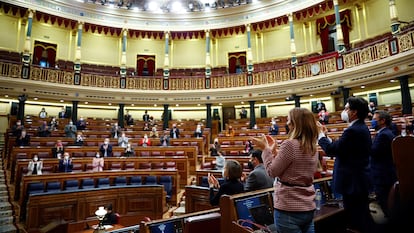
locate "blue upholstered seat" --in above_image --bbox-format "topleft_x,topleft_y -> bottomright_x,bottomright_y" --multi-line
114,176 -> 127,186
46,181 -> 61,192
97,177 -> 110,188
81,178 -> 95,189
145,175 -> 157,185
129,176 -> 142,186
64,179 -> 79,191
27,182 -> 44,195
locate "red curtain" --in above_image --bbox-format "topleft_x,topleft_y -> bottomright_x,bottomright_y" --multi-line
316,9 -> 352,53
32,41 -> 57,67
228,52 -> 246,74
136,55 -> 156,76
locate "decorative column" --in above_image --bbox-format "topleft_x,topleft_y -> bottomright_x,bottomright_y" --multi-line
205,30 -> 211,89
72,101 -> 79,123
17,94 -> 28,122
163,31 -> 170,90
293,95 -> 301,108
118,104 -> 125,128
246,24 -> 254,85
249,101 -> 256,129
21,9 -> 35,79
74,22 -> 83,85
399,76 -> 412,115
288,13 -> 297,66
389,0 -> 400,35
120,29 -> 128,88
333,0 -> 345,53
206,103 -> 212,143
163,104 -> 169,130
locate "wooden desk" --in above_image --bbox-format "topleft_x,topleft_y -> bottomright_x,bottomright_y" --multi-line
73,224 -> 125,233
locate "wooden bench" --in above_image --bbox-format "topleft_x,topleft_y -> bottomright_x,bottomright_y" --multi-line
19,170 -> 180,207
26,185 -> 165,232
14,156 -> 189,194
10,146 -> 198,182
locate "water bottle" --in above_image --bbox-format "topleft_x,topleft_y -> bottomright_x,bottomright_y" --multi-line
315,189 -> 322,211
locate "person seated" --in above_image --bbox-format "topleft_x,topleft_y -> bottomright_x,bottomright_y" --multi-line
123,143 -> 134,157
16,130 -> 30,146
52,140 -> 65,159
149,124 -> 159,138
143,122 -> 150,131
148,116 -> 156,126
12,120 -> 24,137
27,154 -> 42,175
140,134 -> 151,147
215,151 -> 226,170
117,132 -> 129,148
76,116 -> 87,130
226,125 -> 235,137
194,123 -> 203,138
170,124 -> 180,139
74,132 -> 84,146
58,152 -> 73,172
209,138 -> 221,156
102,204 -> 117,225
241,150 -> 274,191
111,122 -> 122,138
208,159 -> 244,206
269,122 -> 279,135
92,152 -> 104,172
99,138 -> 113,157
37,121 -> 51,137
49,117 -> 59,131
160,132 -> 170,146
39,107 -> 48,119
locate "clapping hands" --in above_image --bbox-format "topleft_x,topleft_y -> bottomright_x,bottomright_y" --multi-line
208,173 -> 220,189
251,134 -> 278,157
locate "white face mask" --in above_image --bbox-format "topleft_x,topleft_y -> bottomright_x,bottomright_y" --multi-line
104,141 -> 109,145
33,157 -> 38,162
96,153 -> 100,158
341,110 -> 349,122
64,156 -> 69,160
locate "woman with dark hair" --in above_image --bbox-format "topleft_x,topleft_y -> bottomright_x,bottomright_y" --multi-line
253,107 -> 319,233
208,159 -> 244,206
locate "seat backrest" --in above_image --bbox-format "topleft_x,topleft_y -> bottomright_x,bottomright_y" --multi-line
392,135 -> 414,204
165,162 -> 176,169
86,152 -> 96,157
114,176 -> 127,186
64,179 -> 79,190
145,175 -> 157,185
184,212 -> 221,233
82,178 -> 95,189
72,152 -> 85,157
151,162 -> 165,170
129,176 -> 142,185
111,163 -> 122,170
97,177 -> 110,187
72,163 -> 83,172
164,151 -> 175,156
125,162 -> 135,170
46,181 -> 61,192
27,182 -> 45,194
159,176 -> 173,199
151,151 -> 161,156
139,162 -> 151,170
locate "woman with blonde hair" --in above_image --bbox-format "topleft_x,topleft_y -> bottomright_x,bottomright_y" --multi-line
252,107 -> 319,233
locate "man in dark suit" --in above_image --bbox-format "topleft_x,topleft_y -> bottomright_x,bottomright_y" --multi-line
99,138 -> 113,157
370,110 -> 397,219
318,96 -> 372,232
58,107 -> 66,118
170,123 -> 180,139
243,150 -> 274,191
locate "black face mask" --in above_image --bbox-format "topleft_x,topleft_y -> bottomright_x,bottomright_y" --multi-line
247,161 -> 254,170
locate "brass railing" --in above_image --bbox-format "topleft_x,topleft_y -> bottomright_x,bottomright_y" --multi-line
0,29 -> 413,90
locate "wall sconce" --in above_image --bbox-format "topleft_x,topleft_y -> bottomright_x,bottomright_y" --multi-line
94,206 -> 107,233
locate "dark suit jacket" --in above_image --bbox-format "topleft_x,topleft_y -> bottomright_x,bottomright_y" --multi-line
170,128 -> 180,138
100,144 -> 113,157
318,119 -> 371,195
370,127 -> 397,186
209,179 -> 244,206
244,164 -> 274,191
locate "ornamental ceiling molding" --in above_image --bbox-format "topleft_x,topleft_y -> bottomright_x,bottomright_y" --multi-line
5,0 -> 324,31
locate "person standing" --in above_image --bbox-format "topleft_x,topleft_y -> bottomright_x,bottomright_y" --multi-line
240,106 -> 247,119
99,138 -> 113,157
370,110 -> 397,219
111,122 -> 122,138
143,110 -> 150,122
39,107 -> 48,119
170,123 -> 180,139
27,155 -> 43,175
242,150 -> 274,191
140,134 -> 151,147
252,107 -> 319,233
92,152 -> 104,172
117,132 -> 129,148
49,117 -> 59,131
318,96 -> 372,233
16,130 -> 30,146
64,121 -> 77,138
58,152 -> 73,172
194,123 -> 203,138
269,122 -> 279,135
58,107 -> 66,119
160,132 -> 170,146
